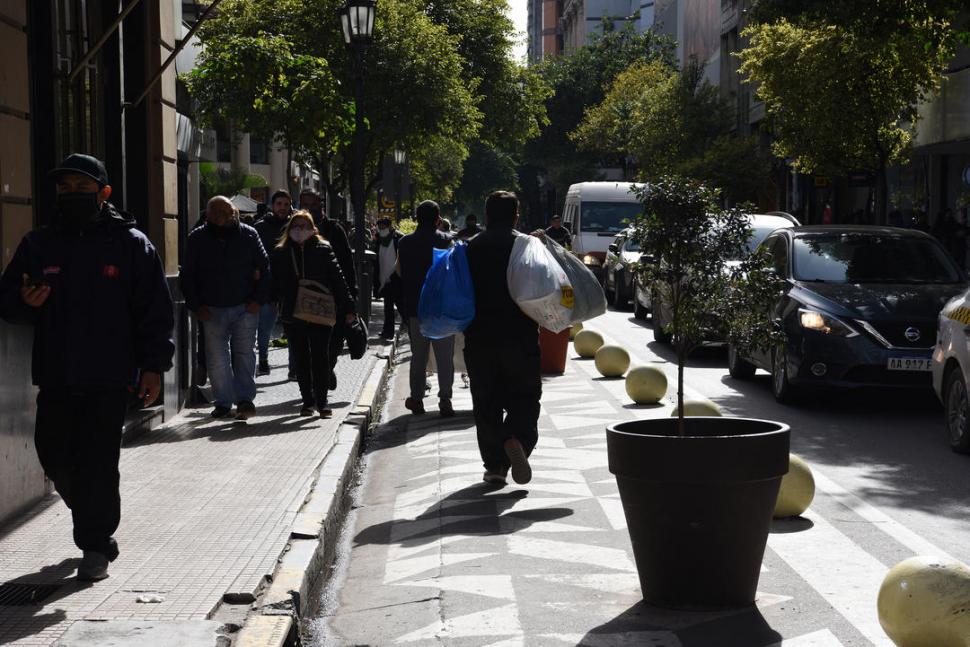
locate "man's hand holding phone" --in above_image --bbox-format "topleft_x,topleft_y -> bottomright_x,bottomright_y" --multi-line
20,274 -> 51,308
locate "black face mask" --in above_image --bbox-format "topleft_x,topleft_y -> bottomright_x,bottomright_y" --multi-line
56,192 -> 101,231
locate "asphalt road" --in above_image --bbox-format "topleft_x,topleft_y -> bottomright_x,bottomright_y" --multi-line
593,305 -> 970,568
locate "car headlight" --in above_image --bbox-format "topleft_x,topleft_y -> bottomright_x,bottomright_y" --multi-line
582,254 -> 603,268
798,308 -> 858,337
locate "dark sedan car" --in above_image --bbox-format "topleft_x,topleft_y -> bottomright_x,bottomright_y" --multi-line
728,226 -> 967,403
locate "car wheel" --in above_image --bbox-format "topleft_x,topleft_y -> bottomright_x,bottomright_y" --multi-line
727,343 -> 756,380
652,292 -> 672,345
944,369 -> 970,454
771,345 -> 800,404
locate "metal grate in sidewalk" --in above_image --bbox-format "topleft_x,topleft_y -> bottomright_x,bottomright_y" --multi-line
0,583 -> 60,607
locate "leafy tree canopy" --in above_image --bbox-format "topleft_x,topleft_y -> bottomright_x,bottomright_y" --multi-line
573,60 -> 771,204
524,24 -> 674,190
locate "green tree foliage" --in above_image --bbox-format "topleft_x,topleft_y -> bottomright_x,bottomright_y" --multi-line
739,1 -> 963,221
525,24 -> 674,191
198,163 -> 267,202
188,0 -> 481,202
453,144 -> 521,211
573,60 -> 772,205
630,177 -> 781,433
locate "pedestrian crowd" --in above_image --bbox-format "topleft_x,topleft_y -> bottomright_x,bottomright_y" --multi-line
0,153 -> 585,583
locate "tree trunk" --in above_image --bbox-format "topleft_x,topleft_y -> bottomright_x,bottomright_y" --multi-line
677,345 -> 685,438
875,156 -> 889,226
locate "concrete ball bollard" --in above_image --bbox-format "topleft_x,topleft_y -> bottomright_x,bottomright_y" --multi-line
574,330 -> 604,358
625,366 -> 668,404
569,322 -> 584,340
878,556 -> 970,647
773,453 -> 816,518
595,345 -> 631,377
670,399 -> 723,417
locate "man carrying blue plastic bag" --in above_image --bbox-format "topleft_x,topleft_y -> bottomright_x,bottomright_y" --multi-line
398,200 -> 455,417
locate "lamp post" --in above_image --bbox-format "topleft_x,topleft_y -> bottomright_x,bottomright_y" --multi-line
393,148 -> 406,223
339,0 -> 376,319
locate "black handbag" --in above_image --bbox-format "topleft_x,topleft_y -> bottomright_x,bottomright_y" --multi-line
346,316 -> 369,359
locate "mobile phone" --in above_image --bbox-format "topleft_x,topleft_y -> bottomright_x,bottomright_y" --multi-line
24,277 -> 48,288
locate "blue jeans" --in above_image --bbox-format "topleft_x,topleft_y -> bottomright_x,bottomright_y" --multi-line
257,303 -> 278,361
204,305 -> 259,408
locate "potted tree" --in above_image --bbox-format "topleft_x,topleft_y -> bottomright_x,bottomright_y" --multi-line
607,175 -> 789,608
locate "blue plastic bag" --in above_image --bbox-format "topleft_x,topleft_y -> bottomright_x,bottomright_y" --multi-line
418,243 -> 475,339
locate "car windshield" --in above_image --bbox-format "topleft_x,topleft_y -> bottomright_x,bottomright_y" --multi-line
792,233 -> 963,284
623,238 -> 640,252
581,202 -> 643,234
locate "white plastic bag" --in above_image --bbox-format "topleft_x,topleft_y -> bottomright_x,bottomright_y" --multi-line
542,237 -> 607,323
507,235 -> 574,332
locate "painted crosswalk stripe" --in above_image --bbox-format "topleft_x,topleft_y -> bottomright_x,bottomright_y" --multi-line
768,509 -> 893,646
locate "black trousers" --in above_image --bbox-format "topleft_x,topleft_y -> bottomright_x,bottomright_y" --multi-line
34,388 -> 127,560
285,322 -> 333,408
464,342 -> 542,472
382,294 -> 396,337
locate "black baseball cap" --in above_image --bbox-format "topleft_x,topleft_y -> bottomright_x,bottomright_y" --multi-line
49,153 -> 109,186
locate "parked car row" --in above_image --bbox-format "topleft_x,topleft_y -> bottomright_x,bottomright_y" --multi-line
621,221 -> 970,454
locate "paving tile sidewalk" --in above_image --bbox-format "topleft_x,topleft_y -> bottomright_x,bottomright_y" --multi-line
0,314 -> 390,647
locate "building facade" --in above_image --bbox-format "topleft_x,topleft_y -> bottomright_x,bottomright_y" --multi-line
0,0 -> 204,525
560,0 -> 656,53
527,0 -> 564,64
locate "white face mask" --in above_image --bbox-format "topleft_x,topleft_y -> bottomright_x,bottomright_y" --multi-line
378,228 -> 390,238
289,228 -> 313,244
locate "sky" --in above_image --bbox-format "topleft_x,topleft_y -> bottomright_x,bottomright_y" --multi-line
507,1 -> 529,62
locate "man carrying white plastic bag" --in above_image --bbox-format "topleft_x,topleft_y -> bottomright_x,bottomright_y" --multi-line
506,235 -> 574,333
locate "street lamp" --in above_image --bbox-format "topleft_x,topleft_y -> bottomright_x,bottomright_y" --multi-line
339,0 -> 376,319
393,149 -> 406,223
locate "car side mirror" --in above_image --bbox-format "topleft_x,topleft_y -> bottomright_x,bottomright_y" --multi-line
608,244 -> 618,253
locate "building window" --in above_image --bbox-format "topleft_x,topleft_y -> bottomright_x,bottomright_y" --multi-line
52,0 -> 104,163
215,121 -> 231,162
250,137 -> 270,165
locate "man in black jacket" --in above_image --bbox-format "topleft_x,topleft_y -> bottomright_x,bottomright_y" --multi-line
456,213 -> 483,241
465,191 -> 540,486
0,154 -> 175,580
370,216 -> 403,339
397,200 -> 454,417
181,196 -> 270,420
299,189 -> 356,390
253,190 -> 292,375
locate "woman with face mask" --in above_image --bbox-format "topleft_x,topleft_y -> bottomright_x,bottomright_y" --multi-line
270,211 -> 357,417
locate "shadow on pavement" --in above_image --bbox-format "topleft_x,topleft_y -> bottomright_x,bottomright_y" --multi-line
580,600 -> 781,647
0,559 -> 86,645
770,517 -> 814,534
127,398 -> 328,446
352,481 -> 573,549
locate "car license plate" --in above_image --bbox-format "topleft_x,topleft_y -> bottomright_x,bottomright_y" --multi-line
887,357 -> 931,372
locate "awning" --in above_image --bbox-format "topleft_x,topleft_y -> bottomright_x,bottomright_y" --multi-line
230,194 -> 259,214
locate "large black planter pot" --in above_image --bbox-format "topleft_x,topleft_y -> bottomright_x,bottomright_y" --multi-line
606,416 -> 790,609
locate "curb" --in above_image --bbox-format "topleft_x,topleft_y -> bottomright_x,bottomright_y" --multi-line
231,336 -> 397,646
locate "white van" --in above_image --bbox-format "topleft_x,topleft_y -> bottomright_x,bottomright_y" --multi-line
561,182 -> 646,278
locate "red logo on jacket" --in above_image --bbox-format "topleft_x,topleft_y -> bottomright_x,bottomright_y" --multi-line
103,264 -> 120,279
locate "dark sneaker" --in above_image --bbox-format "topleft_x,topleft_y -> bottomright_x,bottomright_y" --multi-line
504,438 -> 532,484
319,408 -> 333,419
300,406 -> 315,417
439,399 -> 455,418
211,406 -> 232,419
405,398 -> 425,415
235,401 -> 256,421
77,551 -> 109,581
329,371 -> 338,390
257,360 -> 270,376
195,363 -> 208,386
483,469 -> 508,487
